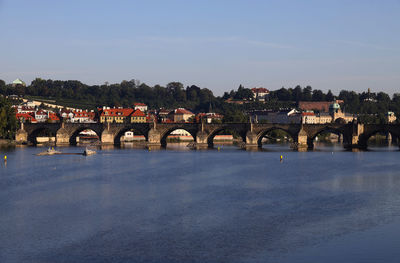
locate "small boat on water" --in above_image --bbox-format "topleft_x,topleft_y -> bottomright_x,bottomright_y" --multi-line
37,147 -> 62,156
83,148 -> 96,156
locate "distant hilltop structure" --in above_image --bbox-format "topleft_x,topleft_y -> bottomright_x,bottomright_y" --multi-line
12,78 -> 26,87
251,87 -> 269,101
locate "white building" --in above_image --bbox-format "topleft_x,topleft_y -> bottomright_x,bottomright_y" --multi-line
251,88 -> 269,101
134,103 -> 148,112
70,110 -> 96,123
34,109 -> 48,122
15,105 -> 35,114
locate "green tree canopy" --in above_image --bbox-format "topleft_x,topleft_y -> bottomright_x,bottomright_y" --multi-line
0,97 -> 17,139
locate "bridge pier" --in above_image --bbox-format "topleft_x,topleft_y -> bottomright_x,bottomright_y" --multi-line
101,130 -> 114,145
195,130 -> 209,148
55,123 -> 70,146
293,127 -> 308,151
100,123 -> 114,145
343,123 -> 366,150
147,128 -> 161,147
245,131 -> 259,148
15,129 -> 28,144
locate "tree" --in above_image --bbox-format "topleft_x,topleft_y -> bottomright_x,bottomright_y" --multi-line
222,109 -> 247,122
222,92 -> 230,100
0,97 -> 17,139
292,86 -> 303,102
0,79 -> 6,95
275,87 -> 292,101
326,90 -> 334,101
167,82 -> 186,102
339,90 -> 359,113
302,86 -> 312,101
312,89 -> 325,101
377,92 -> 390,104
234,85 -> 253,100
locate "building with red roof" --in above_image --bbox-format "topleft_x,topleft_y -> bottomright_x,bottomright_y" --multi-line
100,108 -> 134,123
16,113 -> 37,123
71,110 -> 96,123
60,109 -> 74,121
168,108 -> 195,123
196,113 -> 224,123
251,87 -> 270,101
130,109 -> 147,123
133,103 -> 148,112
14,105 -> 35,114
157,109 -> 173,123
48,112 -> 60,123
34,109 -> 48,122
298,100 -> 343,112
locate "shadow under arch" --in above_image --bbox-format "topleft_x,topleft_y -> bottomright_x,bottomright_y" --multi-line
359,128 -> 398,149
114,126 -> 148,145
69,127 -> 101,145
160,127 -> 196,147
308,126 -> 348,149
28,127 -> 57,145
207,127 -> 245,148
256,127 -> 296,148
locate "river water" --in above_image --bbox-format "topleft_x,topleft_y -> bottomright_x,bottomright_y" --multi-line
0,143 -> 400,263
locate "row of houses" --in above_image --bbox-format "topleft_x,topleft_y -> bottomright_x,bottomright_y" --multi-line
14,106 -> 98,123
250,101 -> 397,124
98,107 -> 224,124
14,100 -> 224,124
13,100 -> 98,123
250,101 -> 355,124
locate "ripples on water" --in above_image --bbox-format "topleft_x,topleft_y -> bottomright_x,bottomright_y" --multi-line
0,143 -> 400,263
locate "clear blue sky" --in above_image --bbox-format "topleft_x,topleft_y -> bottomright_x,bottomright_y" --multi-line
1,0 -> 399,95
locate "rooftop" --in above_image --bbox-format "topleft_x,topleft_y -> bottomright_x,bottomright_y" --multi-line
12,78 -> 25,85
174,108 -> 194,115
131,109 -> 146,117
100,108 -> 134,117
251,88 -> 269,93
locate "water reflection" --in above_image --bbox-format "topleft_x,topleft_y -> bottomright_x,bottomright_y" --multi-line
0,146 -> 400,262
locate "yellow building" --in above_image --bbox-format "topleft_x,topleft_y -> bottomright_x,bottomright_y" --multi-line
100,108 -> 134,123
130,109 -> 147,123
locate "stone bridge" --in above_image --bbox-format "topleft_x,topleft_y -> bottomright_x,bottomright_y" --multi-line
15,121 -> 400,150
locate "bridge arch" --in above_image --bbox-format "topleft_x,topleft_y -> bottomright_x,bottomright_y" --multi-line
206,127 -> 245,147
308,126 -> 348,149
28,127 -> 57,145
256,127 -> 296,147
160,127 -> 196,147
113,126 -> 149,145
359,128 -> 399,149
69,126 -> 101,145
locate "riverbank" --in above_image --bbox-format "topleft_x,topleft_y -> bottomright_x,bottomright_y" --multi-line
0,139 -> 16,146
